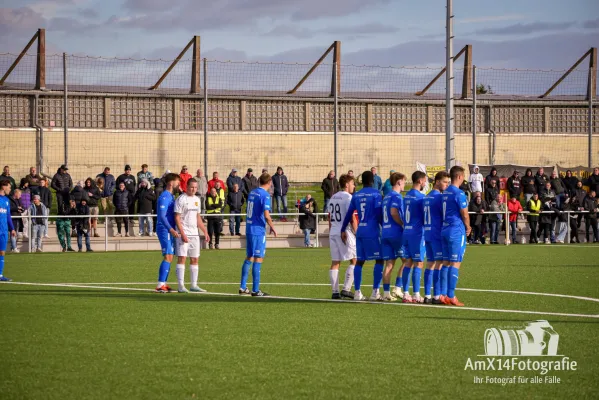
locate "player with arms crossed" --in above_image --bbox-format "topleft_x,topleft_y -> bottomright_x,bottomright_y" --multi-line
440,166 -> 471,306
401,171 -> 427,303
328,174 -> 358,300
423,171 -> 450,304
174,179 -> 209,293
239,173 -> 277,297
381,172 -> 406,301
0,180 -> 16,282
340,170 -> 384,301
155,173 -> 181,293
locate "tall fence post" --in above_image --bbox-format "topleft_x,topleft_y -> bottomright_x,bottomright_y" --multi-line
28,215 -> 32,253
333,61 -> 338,178
472,65 -> 477,165
589,68 -> 594,168
505,203 -> 510,245
566,212 -> 571,244
445,0 -> 455,170
203,58 -> 208,178
63,53 -> 68,166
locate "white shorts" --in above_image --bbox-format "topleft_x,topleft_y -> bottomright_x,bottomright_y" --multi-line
329,233 -> 356,262
176,236 -> 200,258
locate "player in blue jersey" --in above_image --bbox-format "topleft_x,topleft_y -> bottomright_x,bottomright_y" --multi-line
340,171 -> 384,301
155,173 -> 181,293
381,172 -> 406,301
401,171 -> 427,303
423,171 -> 450,304
239,173 -> 277,297
440,166 -> 471,307
0,180 -> 16,282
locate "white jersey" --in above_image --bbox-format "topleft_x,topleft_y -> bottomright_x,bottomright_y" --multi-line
328,191 -> 354,236
174,194 -> 201,236
469,173 -> 484,193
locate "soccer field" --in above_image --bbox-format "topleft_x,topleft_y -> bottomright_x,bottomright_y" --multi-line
1,246 -> 599,399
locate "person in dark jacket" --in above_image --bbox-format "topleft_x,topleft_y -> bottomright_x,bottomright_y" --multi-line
75,198 -> 92,252
583,190 -> 599,243
561,170 -> 579,198
113,182 -> 132,237
272,166 -> 289,221
9,190 -> 24,244
70,181 -> 90,206
96,167 -> 116,216
226,169 -> 244,194
506,170 -> 521,200
39,178 -> 52,211
587,167 -> 599,194
56,199 -> 75,252
242,168 -> 259,201
561,194 -> 580,243
539,199 -> 558,244
534,168 -> 550,195
321,170 -> 339,221
468,195 -> 485,244
485,179 -> 500,205
84,178 -> 101,235
226,183 -> 245,236
299,194 -> 318,247
135,179 -> 156,236
51,165 -> 73,214
526,193 -> 542,244
116,165 -> 137,222
572,180 -> 588,229
25,166 -> 50,196
521,168 -> 536,203
484,167 -> 501,191
1,166 -> 16,195
549,170 -> 566,208
206,188 -> 224,249
539,182 -> 556,204
459,180 -> 471,200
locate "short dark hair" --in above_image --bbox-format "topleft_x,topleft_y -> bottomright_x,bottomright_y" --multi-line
362,170 -> 374,187
187,178 -> 197,185
141,164 -> 148,168
411,171 -> 427,183
0,179 -> 10,189
259,173 -> 272,186
164,173 -> 181,184
390,172 -> 406,186
434,171 -> 450,182
339,174 -> 354,189
450,166 -> 465,181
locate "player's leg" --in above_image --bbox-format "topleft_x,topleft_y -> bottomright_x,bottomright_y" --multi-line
176,253 -> 188,293
381,237 -> 397,300
188,236 -> 204,292
411,261 -> 424,303
370,258 -> 384,301
156,232 -> 175,292
353,237 -> 367,301
239,234 -> 254,294
438,233 -> 451,304
423,241 -> 435,303
341,257 -> 356,299
0,233 -> 10,281
446,232 -> 466,306
250,234 -> 268,296
330,260 -> 341,299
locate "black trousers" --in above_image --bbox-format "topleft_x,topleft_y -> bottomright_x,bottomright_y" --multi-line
207,218 -> 222,245
115,209 -> 129,234
528,221 -> 538,243
585,216 -> 598,242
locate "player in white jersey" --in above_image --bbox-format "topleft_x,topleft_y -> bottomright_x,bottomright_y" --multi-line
174,179 -> 209,293
328,174 -> 358,299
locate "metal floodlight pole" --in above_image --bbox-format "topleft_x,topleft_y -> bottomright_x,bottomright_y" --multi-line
589,68 -> 594,168
472,65 -> 477,165
445,0 -> 455,170
203,58 -> 208,178
333,61 -> 339,178
63,53 -> 68,165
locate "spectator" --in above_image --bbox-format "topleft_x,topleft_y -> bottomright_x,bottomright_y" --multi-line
29,194 -> 48,252
207,171 -> 225,192
554,193 -> 570,244
484,167 -> 501,191
226,168 -> 244,194
195,169 -> 208,209
382,170 -> 394,197
76,198 -> 93,252
562,193 -> 580,243
371,167 -> 383,192
534,167 -> 550,194
487,194 -> 501,244
116,165 -> 137,222
485,179 -> 500,205
113,182 -> 131,237
562,170 -> 579,198
135,179 -> 156,236
521,168 -> 536,203
347,170 -> 354,179
507,196 -> 523,244
540,198 -> 557,244
206,187 -> 223,249
51,164 -> 73,216
70,181 -> 89,206
214,181 -> 226,204
179,165 -> 193,193
25,166 -> 49,196
583,190 -> 599,243
549,170 -> 566,208
96,167 -> 115,216
1,166 -> 16,195
262,168 -> 274,198
587,167 -> 599,194
242,168 -> 259,200
459,180 -> 471,199
469,165 -> 484,194
84,178 -> 102,237
539,182 -> 556,204
57,198 -> 75,252
39,178 -> 52,238
19,179 -> 31,239
137,164 -> 154,184
468,195 -> 485,244
321,170 -> 339,217
152,177 -> 164,233
9,189 -> 24,241
527,193 -> 542,244
299,194 -> 318,247
272,166 -> 289,221
507,170 -> 521,200
226,183 -> 244,236
573,180 -> 588,229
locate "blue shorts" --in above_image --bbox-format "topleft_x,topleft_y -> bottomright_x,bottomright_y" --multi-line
442,230 -> 467,263
246,233 -> 266,258
425,238 -> 443,261
402,234 -> 426,262
356,236 -> 382,261
381,236 -> 403,261
0,233 -> 7,252
157,229 -> 176,256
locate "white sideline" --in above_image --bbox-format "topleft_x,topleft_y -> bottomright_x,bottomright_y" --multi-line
2,281 -> 599,319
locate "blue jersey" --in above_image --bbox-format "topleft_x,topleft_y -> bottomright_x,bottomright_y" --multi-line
0,195 -> 14,234
442,185 -> 468,233
156,191 -> 176,232
246,187 -> 271,235
423,189 -> 443,241
341,187 -> 382,239
403,189 -> 425,237
382,191 -> 404,239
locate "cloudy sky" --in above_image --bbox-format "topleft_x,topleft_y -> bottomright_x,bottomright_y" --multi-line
0,0 -> 597,69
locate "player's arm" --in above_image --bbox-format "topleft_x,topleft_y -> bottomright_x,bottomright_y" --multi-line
7,211 -> 16,236
174,213 -> 187,243
158,196 -> 179,238
458,194 -> 472,236
196,213 -> 209,239
350,211 -> 359,233
264,210 -> 277,237
340,200 -> 356,244
390,206 -> 404,227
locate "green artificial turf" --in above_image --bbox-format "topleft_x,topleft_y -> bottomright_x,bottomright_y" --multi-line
1,246 -> 599,399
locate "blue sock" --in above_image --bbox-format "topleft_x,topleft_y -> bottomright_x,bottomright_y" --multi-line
424,269 -> 433,296
447,267 -> 460,299
0,255 -> 4,276
440,265 -> 449,296
373,263 -> 383,289
383,283 -> 390,292
354,265 -> 363,291
395,276 -> 402,287
158,260 -> 171,282
412,267 -> 422,294
240,260 -> 251,289
402,267 -> 412,292
433,269 -> 441,296
252,262 -> 262,293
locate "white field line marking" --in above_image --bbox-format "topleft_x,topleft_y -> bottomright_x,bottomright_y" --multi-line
51,282 -> 599,304
3,281 -> 599,319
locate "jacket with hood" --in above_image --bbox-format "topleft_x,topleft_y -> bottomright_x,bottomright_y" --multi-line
484,168 -> 501,191
469,167 -> 484,193
113,189 -> 132,211
226,173 -> 244,194
299,199 -> 318,231
561,172 -> 579,196
506,174 -> 521,198
573,186 -> 587,207
507,199 -> 523,222
272,169 -> 289,196
540,201 -> 558,225
29,202 -> 48,225
39,186 -> 52,210
76,203 -> 91,231
321,176 -> 339,200
484,186 -> 499,205
116,173 -> 136,193
179,171 -> 193,192
51,169 -> 73,195
135,180 -> 156,214
242,174 -> 259,198
588,172 -> 599,194
207,177 -> 226,192
137,170 -> 154,184
70,185 -> 90,206
83,181 -> 101,207
96,172 -> 116,197
226,190 -> 245,213
521,169 -> 536,194
534,171 -> 550,194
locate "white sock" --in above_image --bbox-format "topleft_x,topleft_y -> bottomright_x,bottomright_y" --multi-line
371,288 -> 379,295
425,294 -> 431,299
384,290 -> 390,297
434,295 -> 440,300
329,269 -> 339,293
157,281 -> 165,288
176,264 -> 185,288
190,264 -> 199,287
343,264 -> 355,291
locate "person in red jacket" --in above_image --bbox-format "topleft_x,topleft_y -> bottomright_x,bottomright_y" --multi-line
507,197 -> 523,244
207,171 -> 226,193
179,165 -> 193,193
